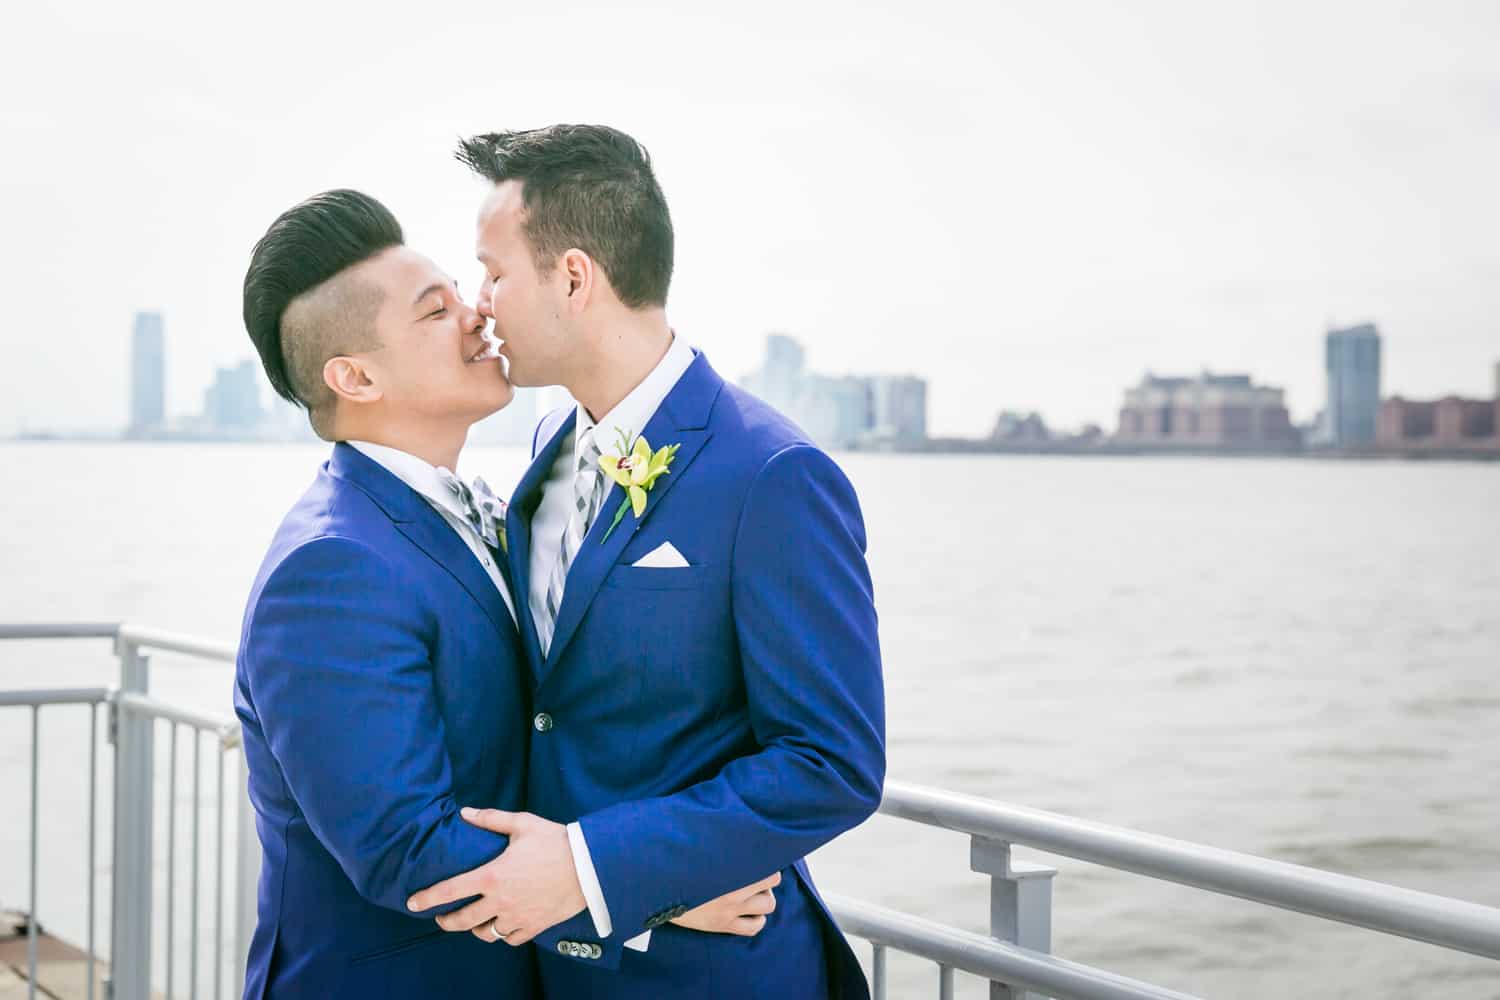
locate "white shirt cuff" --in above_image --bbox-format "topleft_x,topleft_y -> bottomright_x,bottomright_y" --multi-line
566,822 -> 652,952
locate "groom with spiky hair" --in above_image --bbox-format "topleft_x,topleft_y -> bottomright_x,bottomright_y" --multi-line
407,125 -> 886,999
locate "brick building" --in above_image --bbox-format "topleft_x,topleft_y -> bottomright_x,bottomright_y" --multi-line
1378,395 -> 1500,451
1116,372 -> 1300,449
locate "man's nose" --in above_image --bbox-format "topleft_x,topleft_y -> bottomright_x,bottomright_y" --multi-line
475,288 -> 494,319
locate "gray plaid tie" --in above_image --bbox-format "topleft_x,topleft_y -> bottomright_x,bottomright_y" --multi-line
537,428 -> 606,656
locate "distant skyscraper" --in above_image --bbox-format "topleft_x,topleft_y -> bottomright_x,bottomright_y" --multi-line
742,333 -> 807,416
130,311 -> 165,433
1325,323 -> 1382,447
740,334 -> 929,449
797,374 -> 873,449
869,376 -> 928,443
763,334 -> 805,380
203,360 -> 264,430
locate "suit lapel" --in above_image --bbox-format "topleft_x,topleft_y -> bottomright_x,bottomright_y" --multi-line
329,443 -> 516,643
394,513 -> 517,642
540,354 -> 723,677
507,411 -> 576,680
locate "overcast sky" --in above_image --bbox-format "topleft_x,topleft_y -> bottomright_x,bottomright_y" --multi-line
2,0 -> 1496,436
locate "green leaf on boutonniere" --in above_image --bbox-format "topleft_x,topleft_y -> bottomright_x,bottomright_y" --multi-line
597,432 -> 681,543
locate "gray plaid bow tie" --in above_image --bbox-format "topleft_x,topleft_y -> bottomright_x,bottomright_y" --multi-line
436,468 -> 507,553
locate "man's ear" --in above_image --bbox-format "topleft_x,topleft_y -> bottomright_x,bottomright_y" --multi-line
560,249 -> 595,311
323,356 -> 382,406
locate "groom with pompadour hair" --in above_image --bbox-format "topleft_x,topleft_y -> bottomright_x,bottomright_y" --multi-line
406,124 -> 886,999
236,187 -> 536,999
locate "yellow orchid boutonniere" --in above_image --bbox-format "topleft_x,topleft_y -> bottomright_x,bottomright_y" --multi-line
598,428 -> 681,543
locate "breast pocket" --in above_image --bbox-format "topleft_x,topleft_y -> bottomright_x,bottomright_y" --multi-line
604,563 -> 720,591
592,561 -> 734,714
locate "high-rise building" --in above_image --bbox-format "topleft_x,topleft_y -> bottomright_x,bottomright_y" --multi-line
869,376 -> 928,443
740,334 -> 929,450
797,375 -> 873,449
741,333 -> 807,417
1324,323 -> 1382,447
1115,372 -> 1300,448
129,311 -> 165,433
203,360 -> 264,430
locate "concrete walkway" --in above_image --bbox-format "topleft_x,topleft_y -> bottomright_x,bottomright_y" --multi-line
0,912 -> 118,1000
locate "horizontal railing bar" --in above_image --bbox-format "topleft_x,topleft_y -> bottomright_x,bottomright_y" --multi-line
116,692 -> 236,740
0,687 -> 113,707
826,894 -> 1201,1000
879,781 -> 1500,960
116,624 -> 236,664
0,623 -> 120,641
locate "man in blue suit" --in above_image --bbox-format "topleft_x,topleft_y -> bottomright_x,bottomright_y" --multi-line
407,127 -> 886,998
235,189 -> 772,998
235,189 -> 536,999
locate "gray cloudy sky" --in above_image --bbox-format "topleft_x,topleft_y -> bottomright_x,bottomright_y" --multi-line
2,0 -> 1496,436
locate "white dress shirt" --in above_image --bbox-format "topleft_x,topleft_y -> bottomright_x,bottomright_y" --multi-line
347,441 -> 517,625
527,333 -> 696,951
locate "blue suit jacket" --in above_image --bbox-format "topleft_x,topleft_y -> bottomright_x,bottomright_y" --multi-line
234,443 -> 537,999
510,353 -> 886,999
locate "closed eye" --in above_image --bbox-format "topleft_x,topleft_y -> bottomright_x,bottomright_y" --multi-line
425,307 -> 448,320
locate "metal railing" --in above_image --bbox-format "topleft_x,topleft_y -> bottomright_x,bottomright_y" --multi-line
5,623 -> 1500,1000
0,623 -> 252,1000
827,783 -> 1500,998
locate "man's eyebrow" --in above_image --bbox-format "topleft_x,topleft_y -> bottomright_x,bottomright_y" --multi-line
411,282 -> 447,307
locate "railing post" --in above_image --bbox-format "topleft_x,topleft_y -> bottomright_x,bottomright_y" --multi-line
233,746 -> 261,995
971,836 -> 1057,1000
108,638 -> 153,1000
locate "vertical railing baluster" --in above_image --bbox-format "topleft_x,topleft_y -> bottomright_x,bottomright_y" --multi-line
972,837 -> 1057,1000
938,963 -> 954,1000
87,702 -> 98,1000
168,724 -> 178,999
28,705 -> 39,1000
215,741 -> 226,1000
192,731 -> 202,1000
233,747 -> 258,997
110,641 -> 154,1000
872,942 -> 887,1000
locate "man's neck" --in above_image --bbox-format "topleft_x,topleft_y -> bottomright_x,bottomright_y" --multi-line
341,419 -> 467,472
569,309 -> 673,423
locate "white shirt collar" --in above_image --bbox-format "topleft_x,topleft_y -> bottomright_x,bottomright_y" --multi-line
574,333 -> 695,467
346,440 -> 470,524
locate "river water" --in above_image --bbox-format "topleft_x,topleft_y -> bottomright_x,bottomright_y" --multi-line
1,442 -> 1496,998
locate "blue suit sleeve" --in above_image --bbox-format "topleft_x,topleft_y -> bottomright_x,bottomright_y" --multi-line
242,535 -> 508,917
576,444 -> 887,939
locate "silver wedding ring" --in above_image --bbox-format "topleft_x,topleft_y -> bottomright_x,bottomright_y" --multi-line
487,920 -> 507,941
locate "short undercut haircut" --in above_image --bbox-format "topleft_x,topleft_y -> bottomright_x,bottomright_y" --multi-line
242,189 -> 403,438
455,125 -> 673,309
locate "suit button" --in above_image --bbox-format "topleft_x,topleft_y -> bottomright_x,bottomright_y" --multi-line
557,941 -> 570,955
586,944 -> 602,959
533,712 -> 553,732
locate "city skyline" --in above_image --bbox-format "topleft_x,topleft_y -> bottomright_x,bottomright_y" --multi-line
14,311 -> 1498,452
2,2 -> 1498,439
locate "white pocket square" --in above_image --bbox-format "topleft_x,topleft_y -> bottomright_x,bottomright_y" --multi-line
631,541 -> 690,568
